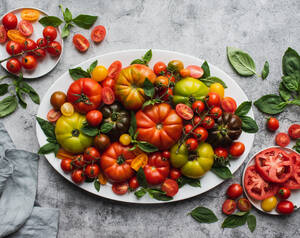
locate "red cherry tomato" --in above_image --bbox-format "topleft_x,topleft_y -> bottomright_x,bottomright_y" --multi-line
193,127 -> 208,142
18,20 -> 33,37
192,100 -> 205,113
6,58 -> 21,73
2,13 -> 18,30
6,41 -> 23,55
83,147 -> 101,162
210,106 -> 222,119
71,169 -> 85,184
86,110 -> 103,127
73,34 -> 89,52
169,168 -> 181,180
184,124 -> 193,134
276,200 -> 294,214
21,55 -> 37,70
237,198 -> 251,212
108,60 -> 122,79
101,77 -> 115,90
162,151 -> 170,159
34,48 -> 46,59
23,38 -> 37,51
73,155 -> 86,168
0,25 -> 7,43
227,183 -> 243,199
61,158 -> 73,173
221,97 -> 237,113
229,142 -> 245,157
161,179 -> 179,197
201,116 -> 215,129
159,87 -> 173,101
43,26 -> 57,41
207,92 -> 221,107
278,187 -> 291,200
102,87 -> 115,105
47,41 -> 62,57
267,117 -> 279,132
84,164 -> 100,179
275,133 -> 290,147
36,38 -> 47,47
214,147 -> 228,158
112,182 -> 129,195
175,103 -> 194,120
153,61 -> 167,75
91,25 -> 106,43
186,65 -> 204,78
222,199 -> 236,215
193,116 -> 201,125
129,176 -> 139,190
47,109 -> 61,122
288,124 -> 300,139
186,138 -> 198,151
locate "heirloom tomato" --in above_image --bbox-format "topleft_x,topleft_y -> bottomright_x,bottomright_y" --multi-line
283,152 -> 300,190
221,97 -> 237,113
186,65 -> 203,78
168,60 -> 184,72
237,198 -> 251,212
50,91 -> 67,110
209,83 -> 224,99
112,182 -> 129,195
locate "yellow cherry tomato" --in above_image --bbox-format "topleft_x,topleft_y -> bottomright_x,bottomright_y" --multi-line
21,9 -> 40,21
119,134 -> 131,146
7,30 -> 26,44
131,153 -> 148,171
261,196 -> 277,212
60,102 -> 74,117
91,65 -> 108,82
209,83 -> 224,99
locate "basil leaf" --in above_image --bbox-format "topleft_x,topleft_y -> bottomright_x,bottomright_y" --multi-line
69,67 -> 90,80
247,214 -> 256,232
72,14 -> 97,29
282,74 -> 299,92
293,139 -> 300,153
134,188 -> 147,199
211,166 -> 233,179
254,94 -> 287,114
36,117 -> 56,139
38,142 -> 57,154
94,180 -> 100,192
291,99 -> 300,106
240,116 -> 259,133
61,23 -> 71,38
142,99 -> 161,109
81,125 -> 99,136
235,101 -> 252,116
137,167 -> 148,188
279,82 -> 291,101
261,61 -> 269,79
177,176 -> 200,188
142,49 -> 152,64
39,16 -> 63,27
137,141 -> 158,153
20,81 -> 40,104
222,212 -> 249,228
16,89 -> 27,109
100,123 -> 113,133
130,59 -> 145,65
201,61 -> 210,78
47,137 -> 57,143
227,47 -> 256,76
59,5 -> 72,23
0,96 -> 18,118
143,78 -> 155,98
87,60 -> 98,75
128,111 -> 137,137
0,84 -> 8,96
148,189 -> 173,201
199,76 -> 227,88
189,207 -> 218,223
282,47 -> 300,76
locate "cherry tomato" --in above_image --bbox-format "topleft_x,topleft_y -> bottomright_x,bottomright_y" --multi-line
86,110 -> 103,127
22,55 -> 37,70
47,109 -> 61,122
34,48 -> 46,59
184,124 -> 193,134
237,198 -> 251,212
6,41 -> 23,55
0,25 -> 7,43
107,60 -> 122,79
278,187 -> 291,200
222,199 -> 236,215
71,169 -> 85,184
83,147 -> 101,162
193,127 -> 208,142
61,158 -> 73,173
102,87 -> 115,105
23,38 -> 37,51
60,102 -> 74,117
168,60 -> 184,72
36,38 -> 47,47
2,13 -> 18,30
93,134 -> 111,152
186,65 -> 204,78
73,34 -> 89,52
169,168 -> 181,180
112,182 -> 129,195
6,58 -> 21,73
161,179 -> 179,197
162,150 -> 171,159
207,92 -> 221,107
18,20 -> 33,37
159,87 -> 173,101
193,116 -> 201,125
50,91 -> 67,110
210,83 -> 224,99
267,117 -> 279,132
214,147 -> 228,158
276,200 -> 294,214
155,76 -> 169,87
261,196 -> 277,212
91,65 -> 108,82
179,68 -> 190,78
175,103 -> 194,120
221,97 -> 237,113
210,106 -> 222,119
43,26 -> 57,41
288,124 -> 300,139
192,101 -> 205,114
47,41 -> 62,57
227,184 -> 243,199
153,61 -> 167,75
21,9 -> 40,21
129,176 -> 139,190
201,116 -> 215,129
275,132 -> 290,147
101,77 -> 115,90
119,134 -> 131,146
91,25 -> 106,43
186,138 -> 198,151
73,154 -> 86,168
229,142 -> 245,157
84,164 -> 100,179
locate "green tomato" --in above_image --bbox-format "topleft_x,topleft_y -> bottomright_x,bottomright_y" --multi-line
170,142 -> 214,179
173,77 -> 209,105
55,112 -> 93,154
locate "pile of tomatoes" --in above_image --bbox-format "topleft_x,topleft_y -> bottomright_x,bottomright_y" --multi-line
0,10 -> 62,74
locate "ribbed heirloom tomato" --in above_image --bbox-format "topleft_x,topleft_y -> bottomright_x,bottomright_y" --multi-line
136,103 -> 183,150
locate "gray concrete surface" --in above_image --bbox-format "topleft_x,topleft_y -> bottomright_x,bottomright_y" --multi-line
1,0 -> 300,237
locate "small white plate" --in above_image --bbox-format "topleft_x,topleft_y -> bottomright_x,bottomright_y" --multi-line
0,7 -> 63,79
242,146 -> 300,215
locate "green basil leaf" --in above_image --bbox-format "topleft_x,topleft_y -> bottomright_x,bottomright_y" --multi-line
189,206 -> 218,224
142,49 -> 152,64
69,67 -> 90,80
20,81 -> 40,104
87,60 -> 98,75
47,137 -> 57,143
254,94 -> 287,114
148,189 -> 173,201
130,59 -> 145,65
235,101 -> 252,116
201,61 -> 210,78
282,47 -> 300,76
39,16 -> 63,27
227,47 -> 256,76
261,61 -> 269,79
240,116 -> 259,133
100,123 -> 113,133
36,117 -> 56,139
59,5 -> 72,23
222,212 -> 249,228
199,76 -> 227,88
0,84 -> 8,96
143,78 -> 155,98
282,74 -> 299,92
290,99 -> 300,106
94,179 -> 100,192
247,214 -> 256,232
72,14 -> 97,29
61,23 -> 71,38
142,99 -> 161,110
211,166 -> 233,179
81,125 -> 99,136
137,141 -> 158,153
177,176 -> 201,188
38,142 -> 57,154
134,188 -> 147,199
137,167 -> 148,188
279,82 -> 291,101
128,111 -> 137,137
0,96 -> 18,118
293,139 -> 300,153
16,89 -> 27,109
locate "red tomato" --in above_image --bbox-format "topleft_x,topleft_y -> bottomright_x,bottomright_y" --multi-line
207,92 -> 221,107
201,116 -> 215,129
162,150 -> 171,159
222,199 -> 236,215
18,20 -> 33,37
21,55 -> 37,70
276,200 -> 294,214
47,41 -> 62,57
102,86 -> 115,105
71,169 -> 85,184
2,13 -> 18,30
61,158 -> 73,173
180,68 -> 190,78
169,168 -> 181,180
84,164 -> 100,179
278,187 -> 291,199
161,179 -> 179,197
186,138 -> 198,151
267,117 -> 279,132
175,103 -> 194,120
193,116 -> 201,125
47,109 -> 61,122
159,87 -> 173,101
288,124 -> 300,139
86,110 -> 103,127
153,61 -> 167,75
6,41 -> 23,55
108,60 -> 122,79
221,97 -> 237,113
193,127 -> 208,142
210,106 -> 222,119
0,25 -> 7,43
23,38 -> 37,51
6,58 -> 21,73
112,182 -> 129,195
227,184 -> 243,199
229,142 -> 245,157
43,26 -> 57,41
237,198 -> 251,212
192,100 -> 205,113
73,34 -> 89,52
101,77 -> 115,90
184,124 -> 193,134
34,48 -> 46,59
275,133 -> 290,147
166,73 -> 176,83
214,147 -> 228,158
129,176 -> 139,190
36,38 -> 47,47
283,152 -> 300,190
73,154 -> 86,168
91,25 -> 106,43
83,147 -> 101,162
186,65 -> 204,78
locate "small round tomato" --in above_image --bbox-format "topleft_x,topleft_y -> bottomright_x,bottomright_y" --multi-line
6,58 -> 21,73
73,34 -> 89,52
186,65 -> 204,78
169,168 -> 181,180
153,61 -> 167,75
267,117 -> 279,132
168,60 -> 184,72
193,116 -> 201,125
2,13 -> 18,30
210,106 -> 222,119
276,200 -> 294,214
84,147 -> 101,162
36,38 -> 47,47
227,184 -> 243,199
159,87 -> 173,101
214,147 -> 228,158
18,20 -> 33,37
210,83 -> 224,99
229,142 -> 245,157
161,179 -> 179,197
221,97 -> 237,113
186,138 -> 198,151
84,164 -> 100,179
207,92 -> 221,107
155,76 -> 169,87
23,38 -> 37,51
278,187 -> 291,200
91,25 -> 106,43
261,196 -> 277,212
129,176 -> 139,190
93,134 -> 111,152
0,25 -> 7,43
184,124 -> 193,134
192,100 -> 205,114
91,65 -> 108,82
61,158 -> 73,173
166,73 -> 176,83
86,110 -> 103,127
50,91 -> 67,110
119,134 -> 131,146
6,41 -> 23,55
275,132 -> 290,147
288,124 -> 300,139
102,87 -> 115,105
222,199 -> 236,215
108,60 -> 122,79
112,182 -> 129,195
60,102 -> 74,117
21,9 -> 40,21
193,127 -> 208,142
73,154 -> 86,168
101,77 -> 115,90
22,55 -> 37,70
179,68 -> 190,78
201,116 -> 215,129
175,103 -> 194,120
237,198 -> 251,212
47,41 -> 62,57
34,49 -> 46,59
162,150 -> 170,159
43,26 -> 57,41
71,169 -> 85,184
47,109 -> 61,122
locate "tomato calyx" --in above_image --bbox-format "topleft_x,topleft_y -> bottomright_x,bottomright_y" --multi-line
73,93 -> 93,105
111,112 -> 119,121
117,155 -> 126,165
72,129 -> 80,137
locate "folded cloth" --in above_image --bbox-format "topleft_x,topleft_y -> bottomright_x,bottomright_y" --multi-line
0,122 -> 59,238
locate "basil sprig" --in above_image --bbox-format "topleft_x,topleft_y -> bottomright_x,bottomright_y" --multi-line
130,49 -> 152,66
221,211 -> 256,232
189,206 -> 218,224
80,121 -> 113,137
69,60 -> 98,80
235,101 -> 258,133
177,176 -> 201,188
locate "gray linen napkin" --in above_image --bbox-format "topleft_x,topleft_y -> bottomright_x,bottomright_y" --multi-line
0,122 -> 59,238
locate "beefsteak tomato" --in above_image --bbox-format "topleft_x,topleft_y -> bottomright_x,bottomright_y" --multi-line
283,152 -> 300,189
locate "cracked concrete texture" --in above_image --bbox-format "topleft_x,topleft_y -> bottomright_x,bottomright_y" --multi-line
1,0 -> 300,237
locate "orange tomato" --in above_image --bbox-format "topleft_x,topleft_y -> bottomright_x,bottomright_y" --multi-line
7,30 -> 26,44
56,149 -> 74,160
98,171 -> 108,185
21,9 -> 40,21
131,153 -> 148,171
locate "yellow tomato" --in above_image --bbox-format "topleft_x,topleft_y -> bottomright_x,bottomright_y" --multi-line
131,153 -> 148,171
261,196 -> 277,212
21,9 -> 40,21
7,30 -> 26,44
119,134 -> 131,146
91,65 -> 108,82
60,102 -> 74,117
209,83 -> 224,99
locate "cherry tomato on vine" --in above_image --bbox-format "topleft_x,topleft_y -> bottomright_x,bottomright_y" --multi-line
73,34 -> 89,52
155,76 -> 169,87
6,41 -> 23,55
193,127 -> 208,142
43,26 -> 57,41
186,138 -> 198,151
22,55 -> 37,70
276,200 -> 294,214
207,92 -> 221,107
160,88 -> 173,101
214,147 -> 228,158
237,198 -> 251,212
193,116 -> 201,125
23,38 -> 37,51
201,116 -> 215,129
176,104 -> 194,120
18,20 -> 33,37
184,124 -> 193,134
227,184 -> 243,199
229,142 -> 245,157
222,199 -> 236,215
166,73 -> 176,83
288,124 -> 300,139
6,58 -> 21,73
153,61 -> 167,75
36,38 -> 47,47
34,48 -> 46,59
179,68 -> 190,78
129,176 -> 139,190
73,154 -> 86,168
61,158 -> 73,173
0,25 -> 7,43
83,147 -> 101,162
210,106 -> 222,119
84,164 -> 100,179
86,110 -> 103,127
71,169 -> 85,184
169,168 -> 181,180
2,13 -> 18,30
47,109 -> 61,122
161,179 -> 179,197
275,133 -> 290,147
112,182 -> 129,195
91,25 -> 106,43
47,41 -> 62,57
192,100 -> 205,113
278,187 -> 291,200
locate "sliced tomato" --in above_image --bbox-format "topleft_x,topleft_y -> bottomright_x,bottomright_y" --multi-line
255,148 -> 293,183
161,179 -> 179,197
186,65 -> 204,78
102,87 -> 115,105
18,20 -> 33,37
275,133 -> 290,147
175,103 -> 194,120
21,9 -> 40,21
288,124 -> 300,140
47,109 -> 61,122
108,60 -> 122,79
222,199 -> 236,215
7,30 -> 26,44
101,77 -> 115,90
283,152 -> 300,190
0,25 -> 7,43
73,34 -> 90,52
244,165 -> 279,200
91,25 -> 106,43
112,182 -> 129,195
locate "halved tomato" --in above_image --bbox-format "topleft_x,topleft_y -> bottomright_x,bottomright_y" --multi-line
161,179 -> 178,197
18,20 -> 33,37
112,182 -> 129,195
108,60 -> 122,79
244,165 -> 279,200
283,152 -> 300,190
255,148 -> 293,183
0,25 -> 7,43
102,87 -> 115,105
73,34 -> 90,52
91,25 -> 106,43
7,30 -> 26,44
47,109 -> 61,122
175,103 -> 194,120
186,65 -> 204,79
21,9 -> 40,21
